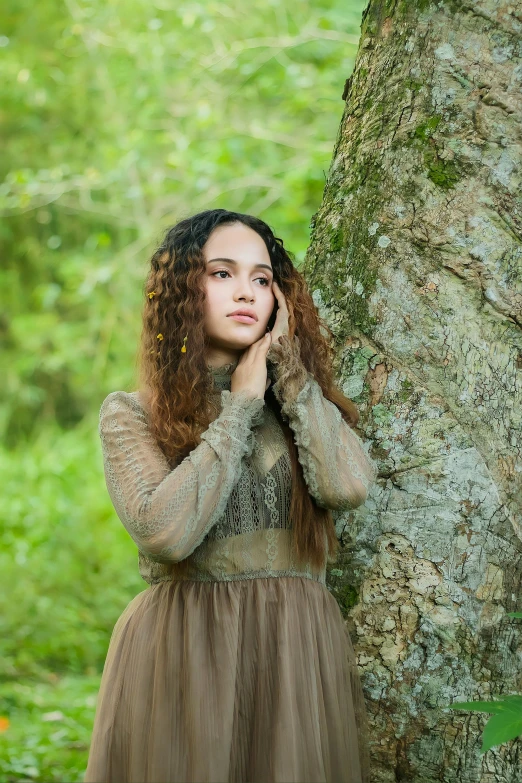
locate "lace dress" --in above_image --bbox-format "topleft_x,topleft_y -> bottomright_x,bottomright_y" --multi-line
84,335 -> 378,783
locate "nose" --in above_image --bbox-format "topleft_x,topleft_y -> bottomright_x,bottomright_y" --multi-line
235,278 -> 256,302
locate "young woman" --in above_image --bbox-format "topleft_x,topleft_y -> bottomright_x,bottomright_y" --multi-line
84,209 -> 378,783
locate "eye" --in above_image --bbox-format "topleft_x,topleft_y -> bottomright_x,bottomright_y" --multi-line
211,270 -> 271,286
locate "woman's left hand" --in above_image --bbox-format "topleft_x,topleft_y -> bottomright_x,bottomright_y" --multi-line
269,281 -> 294,344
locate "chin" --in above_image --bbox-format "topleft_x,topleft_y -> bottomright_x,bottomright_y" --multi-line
211,336 -> 256,351
235,336 -> 262,348
229,330 -> 265,345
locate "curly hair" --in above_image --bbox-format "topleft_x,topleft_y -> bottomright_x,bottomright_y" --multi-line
137,208 -> 361,571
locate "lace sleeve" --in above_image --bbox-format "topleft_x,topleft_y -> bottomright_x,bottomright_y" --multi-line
267,335 -> 377,511
98,389 -> 265,563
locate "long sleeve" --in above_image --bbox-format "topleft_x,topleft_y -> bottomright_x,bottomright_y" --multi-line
266,334 -> 377,511
98,388 -> 265,563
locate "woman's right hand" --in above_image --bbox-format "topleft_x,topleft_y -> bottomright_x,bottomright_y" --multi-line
231,332 -> 272,400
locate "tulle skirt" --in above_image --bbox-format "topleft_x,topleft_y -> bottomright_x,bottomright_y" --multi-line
84,576 -> 370,783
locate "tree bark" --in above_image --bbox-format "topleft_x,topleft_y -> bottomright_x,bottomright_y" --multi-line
307,1 -> 522,780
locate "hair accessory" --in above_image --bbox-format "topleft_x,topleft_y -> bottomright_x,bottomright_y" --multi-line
157,333 -> 164,341
147,291 -> 157,299
181,335 -> 188,353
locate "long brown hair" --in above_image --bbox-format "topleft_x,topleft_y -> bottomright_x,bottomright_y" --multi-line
137,209 -> 361,570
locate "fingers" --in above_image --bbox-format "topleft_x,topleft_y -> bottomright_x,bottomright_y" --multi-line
272,282 -> 289,319
272,281 -> 284,305
241,332 -> 270,365
258,332 -> 272,353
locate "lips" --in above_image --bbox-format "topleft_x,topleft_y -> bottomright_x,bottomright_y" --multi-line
228,314 -> 257,324
228,310 -> 258,322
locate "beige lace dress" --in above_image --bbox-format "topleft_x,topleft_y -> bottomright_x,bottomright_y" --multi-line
84,335 -> 378,783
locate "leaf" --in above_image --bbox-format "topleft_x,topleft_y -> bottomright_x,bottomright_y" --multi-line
506,611 -> 522,618
449,697 -> 522,752
481,708 -> 522,753
448,699 -> 514,714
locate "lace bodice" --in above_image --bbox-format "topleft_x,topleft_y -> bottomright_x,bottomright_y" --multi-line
98,335 -> 378,585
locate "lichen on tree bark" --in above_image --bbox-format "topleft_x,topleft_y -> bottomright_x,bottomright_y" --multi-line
310,1 -> 522,780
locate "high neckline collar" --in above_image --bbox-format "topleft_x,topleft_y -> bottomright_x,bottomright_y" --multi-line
206,360 -> 239,392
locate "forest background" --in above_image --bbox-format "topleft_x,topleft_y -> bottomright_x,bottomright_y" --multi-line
0,0 -> 367,780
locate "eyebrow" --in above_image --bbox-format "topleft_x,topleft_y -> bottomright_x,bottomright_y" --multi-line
207,257 -> 273,273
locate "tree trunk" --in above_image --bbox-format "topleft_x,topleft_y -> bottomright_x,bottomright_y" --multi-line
306,1 -> 522,780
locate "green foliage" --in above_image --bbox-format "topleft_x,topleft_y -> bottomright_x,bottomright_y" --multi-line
1,0 -> 365,445
446,604 -> 522,753
448,696 -> 522,754
1,0 -> 366,779
0,674 -> 99,782
0,418 -> 145,680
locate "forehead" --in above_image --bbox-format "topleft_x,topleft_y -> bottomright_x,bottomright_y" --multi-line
203,223 -> 272,268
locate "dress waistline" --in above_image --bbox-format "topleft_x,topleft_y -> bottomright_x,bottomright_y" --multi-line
140,528 -> 327,586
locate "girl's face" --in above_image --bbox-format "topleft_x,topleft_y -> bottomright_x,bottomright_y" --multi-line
202,222 -> 276,367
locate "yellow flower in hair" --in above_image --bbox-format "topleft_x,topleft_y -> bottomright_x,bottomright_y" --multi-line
157,333 -> 164,340
147,291 -> 157,299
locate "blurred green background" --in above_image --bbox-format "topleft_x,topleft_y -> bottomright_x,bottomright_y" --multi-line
1,0 -> 365,779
